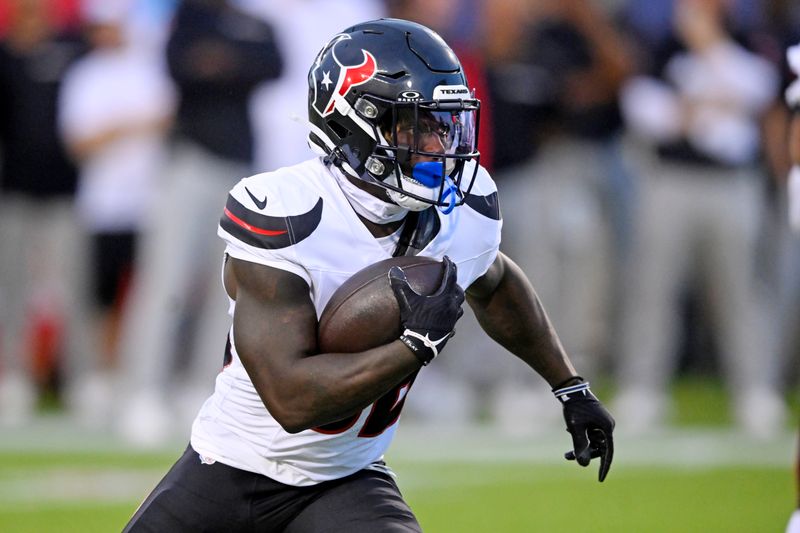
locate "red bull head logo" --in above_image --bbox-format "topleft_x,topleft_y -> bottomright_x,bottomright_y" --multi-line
310,34 -> 378,118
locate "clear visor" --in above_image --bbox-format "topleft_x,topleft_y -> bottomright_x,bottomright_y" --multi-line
401,108 -> 476,155
365,97 -> 480,210
381,106 -> 477,176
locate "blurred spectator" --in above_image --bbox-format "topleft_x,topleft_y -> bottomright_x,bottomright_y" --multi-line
784,36 -> 800,533
0,0 -> 89,424
0,0 -> 82,37
115,0 -> 283,447
57,0 -> 176,427
124,0 -> 177,54
613,0 -> 786,438
247,0 -> 386,171
761,0 -> 800,397
481,0 -> 634,431
496,0 -> 634,357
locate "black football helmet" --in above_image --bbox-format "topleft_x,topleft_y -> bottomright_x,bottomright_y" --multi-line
308,18 -> 480,212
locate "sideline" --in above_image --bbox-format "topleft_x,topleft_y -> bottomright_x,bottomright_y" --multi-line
0,417 -> 794,506
0,415 -> 795,466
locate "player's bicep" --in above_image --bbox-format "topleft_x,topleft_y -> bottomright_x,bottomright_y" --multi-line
466,251 -> 506,303
229,257 -> 318,376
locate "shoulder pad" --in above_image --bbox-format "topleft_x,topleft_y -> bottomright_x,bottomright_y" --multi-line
462,164 -> 501,221
220,171 -> 323,250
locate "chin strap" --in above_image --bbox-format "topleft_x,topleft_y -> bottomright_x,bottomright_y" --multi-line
392,211 -> 420,257
439,177 -> 459,215
322,154 -> 339,168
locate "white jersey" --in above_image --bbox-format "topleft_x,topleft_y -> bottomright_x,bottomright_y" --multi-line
191,156 -> 502,486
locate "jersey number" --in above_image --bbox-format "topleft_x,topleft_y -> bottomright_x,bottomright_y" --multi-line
312,372 -> 418,438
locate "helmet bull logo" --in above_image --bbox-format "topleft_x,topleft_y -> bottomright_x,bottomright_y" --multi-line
310,34 -> 377,118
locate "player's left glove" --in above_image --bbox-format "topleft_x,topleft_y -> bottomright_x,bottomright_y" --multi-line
553,377 -> 615,482
389,255 -> 464,366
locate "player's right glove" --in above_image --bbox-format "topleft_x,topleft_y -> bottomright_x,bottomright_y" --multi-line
389,255 -> 464,366
553,377 -> 615,482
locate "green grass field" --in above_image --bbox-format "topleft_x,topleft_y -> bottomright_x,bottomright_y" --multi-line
403,462 -> 791,532
0,378 -> 796,532
0,451 -> 792,532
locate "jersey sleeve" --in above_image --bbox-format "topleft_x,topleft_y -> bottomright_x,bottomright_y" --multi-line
218,172 -> 323,286
455,162 -> 503,285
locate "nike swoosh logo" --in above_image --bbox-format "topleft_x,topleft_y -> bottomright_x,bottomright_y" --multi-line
245,187 -> 267,210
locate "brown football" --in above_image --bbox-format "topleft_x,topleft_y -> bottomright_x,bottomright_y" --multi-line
318,256 -> 445,353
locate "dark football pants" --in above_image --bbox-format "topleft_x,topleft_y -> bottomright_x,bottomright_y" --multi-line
122,445 -> 422,533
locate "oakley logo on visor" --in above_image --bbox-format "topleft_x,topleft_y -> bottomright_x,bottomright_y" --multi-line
398,91 -> 423,102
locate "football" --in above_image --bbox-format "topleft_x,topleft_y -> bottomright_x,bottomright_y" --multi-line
318,256 -> 445,353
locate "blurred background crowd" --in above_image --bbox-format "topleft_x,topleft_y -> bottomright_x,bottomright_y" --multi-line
0,0 -> 799,447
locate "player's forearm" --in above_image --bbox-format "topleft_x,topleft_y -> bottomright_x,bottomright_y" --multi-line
242,341 -> 420,433
467,257 -> 577,387
231,258 -> 420,431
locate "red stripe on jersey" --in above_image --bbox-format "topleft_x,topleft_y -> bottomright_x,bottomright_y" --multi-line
224,207 -> 288,236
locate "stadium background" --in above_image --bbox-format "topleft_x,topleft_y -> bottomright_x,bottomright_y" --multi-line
1,0 -> 799,531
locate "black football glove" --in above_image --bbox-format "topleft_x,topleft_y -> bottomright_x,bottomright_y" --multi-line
553,378 -> 615,482
389,256 -> 465,365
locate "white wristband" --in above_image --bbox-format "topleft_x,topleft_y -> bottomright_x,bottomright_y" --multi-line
553,381 -> 591,403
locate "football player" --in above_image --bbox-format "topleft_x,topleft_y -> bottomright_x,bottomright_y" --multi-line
124,18 -> 615,532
